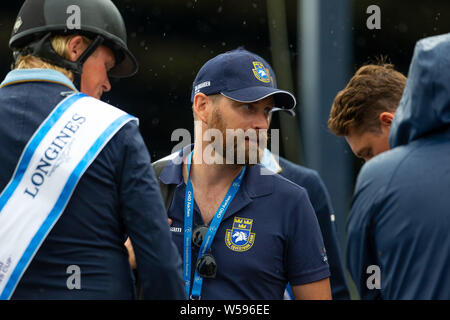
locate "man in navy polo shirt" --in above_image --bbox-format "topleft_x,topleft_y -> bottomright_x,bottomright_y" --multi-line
158,48 -> 331,300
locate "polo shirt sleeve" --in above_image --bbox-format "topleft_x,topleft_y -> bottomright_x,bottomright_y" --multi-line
286,187 -> 331,286
115,122 -> 185,299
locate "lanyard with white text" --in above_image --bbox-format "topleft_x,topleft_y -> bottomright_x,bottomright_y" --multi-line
183,150 -> 246,300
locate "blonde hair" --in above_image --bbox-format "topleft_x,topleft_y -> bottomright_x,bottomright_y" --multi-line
14,35 -> 92,82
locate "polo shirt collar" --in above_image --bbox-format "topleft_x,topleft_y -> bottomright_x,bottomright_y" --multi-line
260,148 -> 282,174
158,145 -> 190,185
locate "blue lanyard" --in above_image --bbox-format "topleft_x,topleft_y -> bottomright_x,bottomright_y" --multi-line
183,151 -> 246,299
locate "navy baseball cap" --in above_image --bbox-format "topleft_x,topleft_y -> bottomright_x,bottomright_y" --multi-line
191,48 -> 296,114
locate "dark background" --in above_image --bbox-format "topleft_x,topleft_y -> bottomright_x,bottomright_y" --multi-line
1,0 -> 449,298
1,0 -> 448,162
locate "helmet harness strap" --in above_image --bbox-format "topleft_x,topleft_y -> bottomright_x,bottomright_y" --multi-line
14,32 -> 104,90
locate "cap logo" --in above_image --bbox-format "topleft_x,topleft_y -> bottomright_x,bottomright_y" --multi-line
13,17 -> 22,34
252,61 -> 270,83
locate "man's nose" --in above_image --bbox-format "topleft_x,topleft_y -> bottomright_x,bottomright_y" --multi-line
252,111 -> 270,130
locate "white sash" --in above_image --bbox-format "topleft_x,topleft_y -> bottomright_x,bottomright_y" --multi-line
0,93 -> 137,299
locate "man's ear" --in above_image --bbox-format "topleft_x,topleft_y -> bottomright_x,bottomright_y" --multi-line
193,93 -> 212,123
67,36 -> 87,62
379,112 -> 395,127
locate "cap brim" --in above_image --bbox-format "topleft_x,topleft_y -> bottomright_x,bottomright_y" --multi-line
221,86 -> 296,112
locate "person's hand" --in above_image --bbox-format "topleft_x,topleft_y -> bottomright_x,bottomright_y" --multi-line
124,218 -> 173,270
124,238 -> 136,269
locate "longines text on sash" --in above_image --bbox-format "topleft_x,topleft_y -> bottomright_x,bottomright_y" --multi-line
24,113 -> 86,199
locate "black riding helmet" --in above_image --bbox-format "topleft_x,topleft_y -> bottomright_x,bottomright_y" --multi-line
9,0 -> 138,78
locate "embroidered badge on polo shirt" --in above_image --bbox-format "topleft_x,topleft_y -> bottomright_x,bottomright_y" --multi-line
225,217 -> 255,252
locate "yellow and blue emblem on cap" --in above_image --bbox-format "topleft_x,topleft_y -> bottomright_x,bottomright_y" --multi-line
252,61 -> 271,83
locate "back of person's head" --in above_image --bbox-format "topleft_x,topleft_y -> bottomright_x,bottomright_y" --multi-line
328,61 -> 406,136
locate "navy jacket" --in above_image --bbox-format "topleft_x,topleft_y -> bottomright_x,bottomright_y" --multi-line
275,156 -> 350,300
347,34 -> 450,299
0,69 -> 184,299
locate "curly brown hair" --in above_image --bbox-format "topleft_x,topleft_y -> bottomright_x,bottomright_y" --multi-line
328,62 -> 406,136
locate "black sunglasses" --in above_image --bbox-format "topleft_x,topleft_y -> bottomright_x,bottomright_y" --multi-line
192,225 -> 217,278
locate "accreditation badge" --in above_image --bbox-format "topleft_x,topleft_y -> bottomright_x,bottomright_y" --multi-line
225,217 -> 255,252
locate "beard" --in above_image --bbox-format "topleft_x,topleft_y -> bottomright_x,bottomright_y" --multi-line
204,108 -> 267,166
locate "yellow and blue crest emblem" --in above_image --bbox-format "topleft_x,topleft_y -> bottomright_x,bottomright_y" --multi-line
225,217 -> 255,252
252,61 -> 271,83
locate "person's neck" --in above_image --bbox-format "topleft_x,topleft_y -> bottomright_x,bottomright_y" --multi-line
183,143 -> 243,191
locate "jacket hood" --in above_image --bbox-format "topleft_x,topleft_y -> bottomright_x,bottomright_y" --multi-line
389,33 -> 450,148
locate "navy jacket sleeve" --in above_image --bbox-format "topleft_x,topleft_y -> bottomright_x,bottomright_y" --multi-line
278,158 -> 350,299
303,171 -> 350,299
347,161 -> 384,300
117,123 -> 184,300
285,185 -> 331,286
